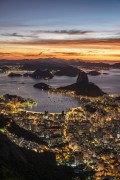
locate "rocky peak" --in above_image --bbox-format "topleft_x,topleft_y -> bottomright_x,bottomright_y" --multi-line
77,70 -> 89,84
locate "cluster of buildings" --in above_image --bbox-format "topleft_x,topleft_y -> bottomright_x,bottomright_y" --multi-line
0,94 -> 120,179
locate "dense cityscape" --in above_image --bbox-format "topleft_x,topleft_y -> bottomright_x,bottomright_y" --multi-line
0,90 -> 120,179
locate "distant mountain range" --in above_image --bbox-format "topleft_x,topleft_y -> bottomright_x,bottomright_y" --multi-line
0,58 -> 120,70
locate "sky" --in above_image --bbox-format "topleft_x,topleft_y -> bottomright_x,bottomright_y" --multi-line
0,0 -> 120,62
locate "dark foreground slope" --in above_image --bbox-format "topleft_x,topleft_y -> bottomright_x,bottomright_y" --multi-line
0,132 -> 75,180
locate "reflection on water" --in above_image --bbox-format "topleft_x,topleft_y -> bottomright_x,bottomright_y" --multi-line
0,74 -> 79,112
88,69 -> 120,95
0,69 -> 119,112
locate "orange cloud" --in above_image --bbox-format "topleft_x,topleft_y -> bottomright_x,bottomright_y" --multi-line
0,38 -> 120,61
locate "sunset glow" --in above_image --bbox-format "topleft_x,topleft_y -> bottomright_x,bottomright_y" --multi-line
0,0 -> 120,62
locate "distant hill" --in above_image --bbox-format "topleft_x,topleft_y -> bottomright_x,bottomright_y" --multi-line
8,72 -> 22,77
0,58 -> 120,70
30,69 -> 54,79
58,71 -> 105,97
58,82 -> 105,97
21,59 -> 120,71
34,70 -> 105,97
21,58 -> 69,71
34,82 -> 52,90
87,70 -> 101,76
55,66 -> 80,77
